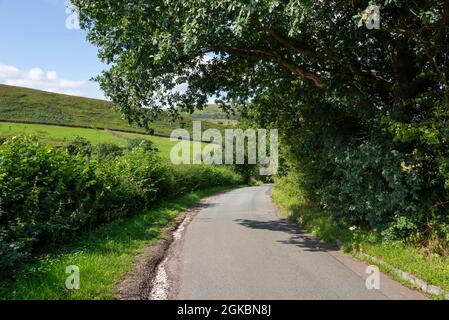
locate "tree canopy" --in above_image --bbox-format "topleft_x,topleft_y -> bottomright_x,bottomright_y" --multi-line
73,0 -> 448,119
74,0 -> 449,241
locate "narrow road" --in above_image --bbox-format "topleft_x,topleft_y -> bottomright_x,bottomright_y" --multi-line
159,185 -> 427,300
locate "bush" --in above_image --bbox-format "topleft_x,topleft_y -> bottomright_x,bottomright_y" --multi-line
171,164 -> 242,194
94,142 -> 123,160
320,137 -> 425,231
0,136 -> 98,270
66,136 -> 92,158
127,138 -> 158,152
245,87 -> 449,251
94,149 -> 173,218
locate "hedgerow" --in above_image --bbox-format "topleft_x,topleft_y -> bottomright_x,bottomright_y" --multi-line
0,136 -> 242,273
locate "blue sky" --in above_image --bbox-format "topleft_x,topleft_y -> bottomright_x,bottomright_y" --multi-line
0,0 -> 106,99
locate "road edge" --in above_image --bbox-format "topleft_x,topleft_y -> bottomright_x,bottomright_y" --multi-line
116,188 -> 239,300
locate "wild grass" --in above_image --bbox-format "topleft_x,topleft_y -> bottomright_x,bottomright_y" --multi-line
272,174 -> 449,296
0,186 -> 237,300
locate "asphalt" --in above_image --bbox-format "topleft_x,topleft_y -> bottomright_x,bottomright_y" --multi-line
165,185 -> 427,300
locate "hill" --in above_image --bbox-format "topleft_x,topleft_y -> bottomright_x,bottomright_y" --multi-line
190,104 -> 238,124
0,85 -> 227,136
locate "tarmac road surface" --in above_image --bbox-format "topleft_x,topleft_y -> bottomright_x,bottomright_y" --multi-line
158,185 -> 427,300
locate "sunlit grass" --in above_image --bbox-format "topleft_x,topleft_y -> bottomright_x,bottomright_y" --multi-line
0,122 -> 204,159
0,84 -> 227,137
272,174 -> 449,297
0,186 -> 237,300
360,242 -> 449,292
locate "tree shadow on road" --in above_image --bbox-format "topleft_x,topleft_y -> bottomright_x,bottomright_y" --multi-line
234,218 -> 337,253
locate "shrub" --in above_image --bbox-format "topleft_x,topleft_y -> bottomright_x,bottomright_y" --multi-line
66,136 -> 92,158
127,138 -> 158,152
0,136 -> 98,270
94,149 -> 173,218
171,164 -> 242,194
95,142 -> 123,160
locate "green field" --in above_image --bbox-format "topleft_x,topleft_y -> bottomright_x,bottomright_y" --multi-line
0,122 -> 203,159
0,84 -> 229,136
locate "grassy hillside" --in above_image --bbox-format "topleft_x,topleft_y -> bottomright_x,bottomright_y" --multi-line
0,122 -> 203,159
0,84 -> 137,129
0,85 -> 226,136
190,104 -> 238,125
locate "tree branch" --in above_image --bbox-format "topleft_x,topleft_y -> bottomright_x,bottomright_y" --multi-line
206,45 -> 325,89
250,15 -> 390,92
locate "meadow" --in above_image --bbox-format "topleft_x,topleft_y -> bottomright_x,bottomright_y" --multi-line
0,121 -> 202,160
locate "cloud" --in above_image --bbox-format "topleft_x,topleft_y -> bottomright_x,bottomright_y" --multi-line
0,64 -> 86,96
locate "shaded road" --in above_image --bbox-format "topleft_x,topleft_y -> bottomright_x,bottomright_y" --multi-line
162,185 -> 426,300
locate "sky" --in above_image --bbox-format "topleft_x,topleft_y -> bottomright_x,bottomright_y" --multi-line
0,0 -> 106,99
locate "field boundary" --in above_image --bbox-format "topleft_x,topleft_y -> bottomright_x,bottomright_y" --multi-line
0,119 -> 212,143
0,118 -> 160,136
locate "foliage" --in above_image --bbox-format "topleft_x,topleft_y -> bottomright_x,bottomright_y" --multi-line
273,174 -> 449,294
66,136 -> 93,158
272,173 -> 353,246
126,138 -> 158,152
0,136 -> 242,274
73,1 -> 448,245
0,136 -> 98,271
0,186 -> 236,300
170,164 -> 243,194
95,142 -> 124,160
94,148 -> 172,218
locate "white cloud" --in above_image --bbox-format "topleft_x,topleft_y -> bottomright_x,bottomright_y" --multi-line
0,65 -> 20,79
0,64 -> 86,96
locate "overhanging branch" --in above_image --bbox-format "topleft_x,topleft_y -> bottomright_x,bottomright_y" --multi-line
206,45 -> 325,89
249,15 -> 390,92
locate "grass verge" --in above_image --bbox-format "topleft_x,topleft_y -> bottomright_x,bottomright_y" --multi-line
0,185 -> 238,300
272,175 -> 449,298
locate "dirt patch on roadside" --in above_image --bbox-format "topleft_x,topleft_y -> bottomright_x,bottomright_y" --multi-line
116,193 -> 224,300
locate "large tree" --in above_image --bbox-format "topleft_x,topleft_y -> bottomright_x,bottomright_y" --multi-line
74,0 -> 449,238
72,0 -> 447,118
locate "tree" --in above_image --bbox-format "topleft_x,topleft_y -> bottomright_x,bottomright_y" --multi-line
73,0 -> 449,240
72,0 -> 447,116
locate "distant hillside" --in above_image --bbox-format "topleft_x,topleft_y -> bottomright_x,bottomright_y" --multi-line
190,104 -> 239,121
0,85 -> 225,136
0,84 -> 141,129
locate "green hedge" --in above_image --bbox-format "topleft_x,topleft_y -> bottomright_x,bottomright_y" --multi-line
0,136 -> 242,273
